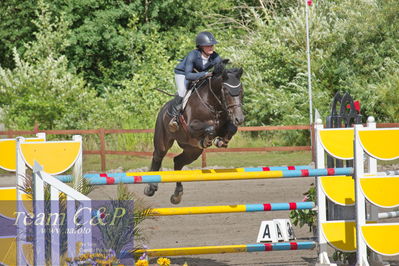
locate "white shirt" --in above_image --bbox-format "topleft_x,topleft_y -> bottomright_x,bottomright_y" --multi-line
201,54 -> 209,67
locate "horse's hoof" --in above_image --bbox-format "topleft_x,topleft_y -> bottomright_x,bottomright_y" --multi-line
170,191 -> 183,205
213,137 -> 224,148
144,184 -> 157,197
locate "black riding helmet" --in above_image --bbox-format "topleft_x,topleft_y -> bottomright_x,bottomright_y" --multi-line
195,32 -> 218,47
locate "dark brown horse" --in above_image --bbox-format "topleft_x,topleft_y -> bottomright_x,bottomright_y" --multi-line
144,60 -> 244,204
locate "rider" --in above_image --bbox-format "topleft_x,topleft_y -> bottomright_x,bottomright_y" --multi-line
168,31 -> 222,132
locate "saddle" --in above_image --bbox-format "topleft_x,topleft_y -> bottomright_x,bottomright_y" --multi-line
178,79 -> 208,134
182,79 -> 207,110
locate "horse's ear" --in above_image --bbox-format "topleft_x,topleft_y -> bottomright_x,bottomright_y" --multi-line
236,68 -> 243,78
222,59 -> 230,65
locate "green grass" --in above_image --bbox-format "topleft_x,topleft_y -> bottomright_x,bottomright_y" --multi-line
80,130 -> 312,172
82,150 -> 313,172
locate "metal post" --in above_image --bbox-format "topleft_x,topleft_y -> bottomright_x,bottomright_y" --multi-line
305,0 -> 313,125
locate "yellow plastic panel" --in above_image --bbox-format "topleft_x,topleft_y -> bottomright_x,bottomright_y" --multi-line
359,129 -> 399,160
322,221 -> 356,252
0,188 -> 32,219
22,243 -> 33,266
0,188 -> 17,219
360,176 -> 399,208
0,237 -> 16,265
321,176 -> 354,206
0,188 -> 17,201
21,141 -> 80,175
319,129 -> 354,159
0,239 -> 34,266
362,224 -> 399,256
0,140 -> 17,172
0,138 -> 45,172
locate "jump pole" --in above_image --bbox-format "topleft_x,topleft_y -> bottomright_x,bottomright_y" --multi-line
134,242 -> 316,257
57,165 -> 312,182
151,201 -> 315,216
81,167 -> 353,185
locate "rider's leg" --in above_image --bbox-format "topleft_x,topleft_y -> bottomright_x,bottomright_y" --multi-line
167,95 -> 183,132
168,74 -> 187,132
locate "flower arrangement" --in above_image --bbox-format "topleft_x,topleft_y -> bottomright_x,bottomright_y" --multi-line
135,259 -> 149,266
156,257 -> 171,266
65,250 -> 121,265
135,253 -> 187,266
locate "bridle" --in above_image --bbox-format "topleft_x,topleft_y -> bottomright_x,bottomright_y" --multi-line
221,81 -> 243,111
194,76 -> 242,118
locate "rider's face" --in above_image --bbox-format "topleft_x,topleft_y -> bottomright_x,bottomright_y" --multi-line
201,45 -> 214,56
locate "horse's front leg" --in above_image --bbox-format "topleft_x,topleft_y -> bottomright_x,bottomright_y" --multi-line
144,125 -> 174,197
171,146 -> 203,204
214,122 -> 238,148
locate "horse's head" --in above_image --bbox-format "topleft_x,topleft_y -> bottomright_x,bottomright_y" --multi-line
213,61 -> 245,126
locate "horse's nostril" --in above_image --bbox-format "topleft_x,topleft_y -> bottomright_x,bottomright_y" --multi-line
235,117 -> 244,125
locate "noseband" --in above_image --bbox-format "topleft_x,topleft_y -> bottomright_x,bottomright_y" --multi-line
221,81 -> 243,111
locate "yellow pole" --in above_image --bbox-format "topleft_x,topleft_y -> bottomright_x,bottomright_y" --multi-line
152,205 -> 247,216
135,245 -> 247,257
158,170 -> 284,182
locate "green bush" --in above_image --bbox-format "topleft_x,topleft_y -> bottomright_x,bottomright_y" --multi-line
1,0 -> 398,135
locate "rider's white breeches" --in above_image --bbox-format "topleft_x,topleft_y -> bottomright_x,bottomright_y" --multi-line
175,74 -> 188,97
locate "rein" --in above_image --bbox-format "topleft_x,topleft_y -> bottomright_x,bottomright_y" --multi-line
194,77 -> 221,116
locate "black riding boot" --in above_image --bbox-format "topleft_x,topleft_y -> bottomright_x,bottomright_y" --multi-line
168,95 -> 183,132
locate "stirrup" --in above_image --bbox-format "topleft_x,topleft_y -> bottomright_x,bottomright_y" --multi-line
168,116 -> 179,132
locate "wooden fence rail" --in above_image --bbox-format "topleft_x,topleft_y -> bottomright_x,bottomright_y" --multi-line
1,123 -> 398,171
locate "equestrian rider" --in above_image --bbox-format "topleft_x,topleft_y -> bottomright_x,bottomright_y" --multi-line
168,31 -> 222,132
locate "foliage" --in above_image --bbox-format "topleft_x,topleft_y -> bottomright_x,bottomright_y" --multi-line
0,0 -> 38,69
0,50 -> 106,130
0,2 -> 115,130
333,250 -> 356,265
0,0 -> 399,134
289,183 -> 317,231
96,184 -> 153,254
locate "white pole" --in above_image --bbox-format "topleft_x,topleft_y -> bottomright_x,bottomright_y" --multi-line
305,0 -> 313,124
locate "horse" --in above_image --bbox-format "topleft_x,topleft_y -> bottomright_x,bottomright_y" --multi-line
144,60 -> 244,204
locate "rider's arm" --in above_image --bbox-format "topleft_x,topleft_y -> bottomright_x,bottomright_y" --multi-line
184,51 -> 208,81
205,52 -> 222,70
